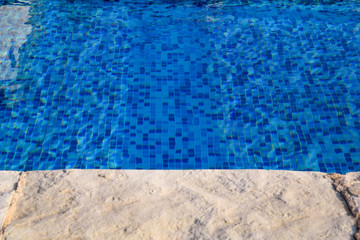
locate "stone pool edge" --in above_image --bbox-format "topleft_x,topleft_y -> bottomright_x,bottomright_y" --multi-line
330,172 -> 360,240
0,169 -> 359,239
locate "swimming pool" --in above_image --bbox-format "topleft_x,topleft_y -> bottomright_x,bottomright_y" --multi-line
0,0 -> 359,172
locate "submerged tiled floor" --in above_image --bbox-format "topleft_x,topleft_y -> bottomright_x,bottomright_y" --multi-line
0,0 -> 360,172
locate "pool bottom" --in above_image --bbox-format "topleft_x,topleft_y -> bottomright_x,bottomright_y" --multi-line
1,0 -> 360,173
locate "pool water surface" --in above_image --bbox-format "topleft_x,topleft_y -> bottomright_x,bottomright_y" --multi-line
0,0 -> 360,172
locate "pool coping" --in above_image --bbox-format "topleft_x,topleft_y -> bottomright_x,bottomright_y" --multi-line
0,169 -> 359,239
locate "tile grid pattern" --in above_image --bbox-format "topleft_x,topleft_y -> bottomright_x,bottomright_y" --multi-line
0,0 -> 359,173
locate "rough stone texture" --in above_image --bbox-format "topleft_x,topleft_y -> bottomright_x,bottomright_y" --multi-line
0,172 -> 19,228
0,170 -> 356,239
333,172 -> 360,240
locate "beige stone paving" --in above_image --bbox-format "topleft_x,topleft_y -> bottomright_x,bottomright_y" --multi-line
0,172 -> 19,231
0,170 -> 358,239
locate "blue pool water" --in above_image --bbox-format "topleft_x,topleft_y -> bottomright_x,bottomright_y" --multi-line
0,0 -> 359,173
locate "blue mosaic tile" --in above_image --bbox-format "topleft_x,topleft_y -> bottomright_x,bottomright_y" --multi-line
0,0 -> 360,173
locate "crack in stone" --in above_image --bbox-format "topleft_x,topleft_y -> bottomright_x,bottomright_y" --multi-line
329,173 -> 360,240
0,172 -> 27,237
